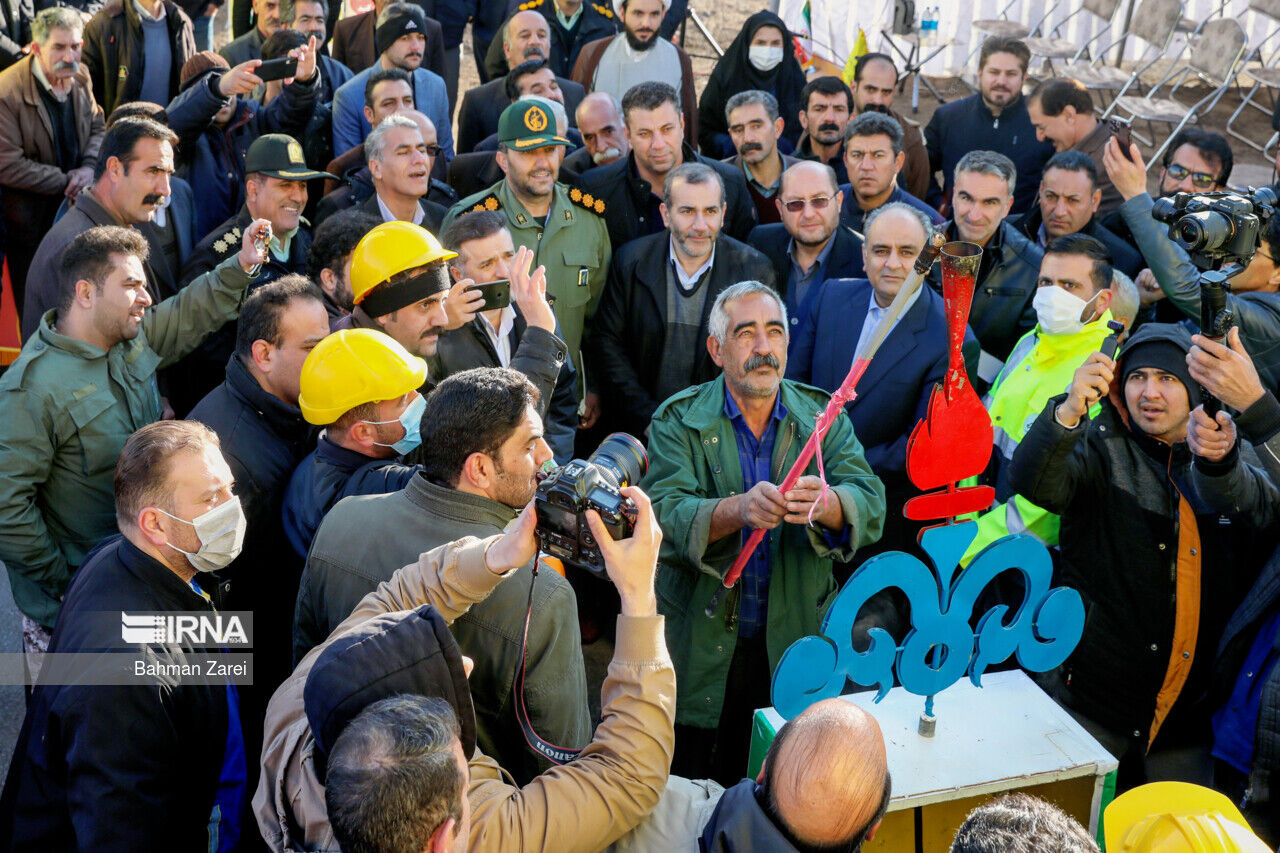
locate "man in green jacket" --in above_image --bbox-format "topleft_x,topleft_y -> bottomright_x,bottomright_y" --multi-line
0,221 -> 268,671
642,280 -> 885,785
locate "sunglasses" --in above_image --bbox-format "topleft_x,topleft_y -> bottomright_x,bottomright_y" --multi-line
425,143 -> 444,158
1165,163 -> 1218,190
780,195 -> 834,213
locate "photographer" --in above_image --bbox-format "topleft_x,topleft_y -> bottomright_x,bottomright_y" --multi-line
1103,137 -> 1280,390
1185,329 -> 1280,842
257,489 -> 677,853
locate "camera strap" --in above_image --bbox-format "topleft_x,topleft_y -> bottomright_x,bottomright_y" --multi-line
515,560 -> 584,765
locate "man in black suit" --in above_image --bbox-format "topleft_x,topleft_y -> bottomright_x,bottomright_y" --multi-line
361,114 -> 448,232
483,0 -> 617,80
588,161 -> 774,438
577,81 -> 755,253
746,161 -> 863,335
457,16 -> 585,153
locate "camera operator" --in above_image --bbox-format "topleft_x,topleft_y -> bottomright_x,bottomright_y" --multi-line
1185,329 -> 1280,843
257,488 -> 678,853
292,367 -> 589,784
641,280 -> 886,786
1103,138 -> 1280,390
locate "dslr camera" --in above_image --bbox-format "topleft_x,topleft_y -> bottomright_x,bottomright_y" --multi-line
535,433 -> 648,575
1151,186 -> 1277,270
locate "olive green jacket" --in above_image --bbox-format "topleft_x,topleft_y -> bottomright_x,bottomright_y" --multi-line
641,376 -> 886,728
444,178 -> 611,386
0,255 -> 253,627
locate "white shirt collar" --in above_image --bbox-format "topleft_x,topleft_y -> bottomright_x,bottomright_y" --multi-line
376,192 -> 424,226
477,306 -> 517,366
133,0 -> 166,22
668,237 -> 715,291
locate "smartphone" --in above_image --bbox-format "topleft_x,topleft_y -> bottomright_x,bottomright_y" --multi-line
1109,117 -> 1134,161
468,279 -> 511,311
255,56 -> 298,83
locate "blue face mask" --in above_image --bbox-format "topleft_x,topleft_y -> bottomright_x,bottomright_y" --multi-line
365,393 -> 426,456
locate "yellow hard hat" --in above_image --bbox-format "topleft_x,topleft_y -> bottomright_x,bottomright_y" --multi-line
297,328 -> 428,425
349,221 -> 457,313
1105,783 -> 1273,853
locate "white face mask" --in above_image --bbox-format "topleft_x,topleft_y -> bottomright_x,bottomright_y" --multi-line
748,45 -> 784,72
1033,286 -> 1098,336
156,496 -> 246,573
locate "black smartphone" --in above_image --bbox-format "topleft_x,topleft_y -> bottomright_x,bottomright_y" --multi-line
256,56 -> 298,83
1109,117 -> 1133,161
469,279 -> 511,311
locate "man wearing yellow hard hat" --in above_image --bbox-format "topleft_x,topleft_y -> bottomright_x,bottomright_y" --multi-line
1105,782 -> 1273,852
333,219 -> 455,360
281,328 -> 427,562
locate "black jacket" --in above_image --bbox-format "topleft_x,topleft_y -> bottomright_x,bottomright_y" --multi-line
558,142 -> 596,184
484,0 -> 617,80
456,73 -> 586,155
576,144 -> 757,252
923,93 -> 1055,215
1009,324 -> 1266,743
358,189 -> 447,234
745,222 -> 864,330
0,536 -> 234,851
1011,205 -> 1145,279
587,230 -> 775,436
426,312 -> 578,462
925,219 -> 1043,363
699,780 -> 807,853
82,0 -> 195,116
313,160 -> 456,230
446,150 -> 504,201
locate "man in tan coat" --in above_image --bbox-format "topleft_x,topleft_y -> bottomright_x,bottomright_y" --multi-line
255,489 -> 677,853
0,6 -> 104,318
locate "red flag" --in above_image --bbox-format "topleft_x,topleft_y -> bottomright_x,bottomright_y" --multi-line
0,257 -> 20,366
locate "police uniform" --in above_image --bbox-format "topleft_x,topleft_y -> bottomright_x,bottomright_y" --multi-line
485,0 -> 618,79
443,99 -> 610,390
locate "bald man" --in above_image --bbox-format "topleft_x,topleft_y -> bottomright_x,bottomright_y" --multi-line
561,92 -> 630,181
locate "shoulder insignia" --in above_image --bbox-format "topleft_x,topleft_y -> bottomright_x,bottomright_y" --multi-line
592,2 -> 612,17
213,237 -> 228,254
567,188 -> 604,216
470,193 -> 501,213
518,0 -> 539,9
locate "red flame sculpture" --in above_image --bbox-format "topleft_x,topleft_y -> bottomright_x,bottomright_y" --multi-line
903,242 -> 996,522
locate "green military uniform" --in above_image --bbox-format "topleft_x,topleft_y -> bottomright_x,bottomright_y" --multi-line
0,254 -> 255,628
442,99 -> 610,390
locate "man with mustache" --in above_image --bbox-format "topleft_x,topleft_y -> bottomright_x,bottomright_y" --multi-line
559,90 -> 628,180
1026,77 -> 1124,214
723,89 -> 800,226
569,0 -> 697,147
849,53 -> 930,200
0,6 -> 103,323
923,36 -> 1054,216
457,10 -> 586,154
837,111 -> 943,236
362,114 -> 449,232
795,75 -> 852,185
220,0 -> 280,65
330,0 -> 446,79
482,0 -> 618,81
590,161 -> 775,439
332,4 -> 453,164
641,278 -> 885,784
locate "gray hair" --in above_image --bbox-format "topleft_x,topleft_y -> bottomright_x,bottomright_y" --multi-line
32,6 -> 82,43
662,161 -> 724,209
1109,269 -> 1139,330
863,201 -> 934,243
844,111 -> 904,156
955,150 -> 1017,197
725,89 -> 780,125
278,0 -> 328,24
951,793 -> 1098,852
516,94 -> 567,136
365,114 -> 419,163
709,281 -> 788,343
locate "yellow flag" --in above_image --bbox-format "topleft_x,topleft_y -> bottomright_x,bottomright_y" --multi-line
841,28 -> 868,84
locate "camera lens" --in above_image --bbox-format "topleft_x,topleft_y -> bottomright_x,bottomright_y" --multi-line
587,433 -> 649,489
1175,211 -> 1233,253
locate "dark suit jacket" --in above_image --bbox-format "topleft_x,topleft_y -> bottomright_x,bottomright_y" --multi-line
786,277 -> 977,476
456,74 -> 585,154
558,143 -> 598,183
745,222 -> 864,331
1010,206 -> 1145,279
576,144 -> 757,253
330,9 -> 446,79
358,188 -> 447,234
447,150 -> 505,200
587,229 -> 775,436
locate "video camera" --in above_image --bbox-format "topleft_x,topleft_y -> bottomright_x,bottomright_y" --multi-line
1152,186 -> 1277,414
535,433 -> 648,575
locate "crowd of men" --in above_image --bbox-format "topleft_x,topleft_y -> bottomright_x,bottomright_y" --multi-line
0,0 -> 1277,848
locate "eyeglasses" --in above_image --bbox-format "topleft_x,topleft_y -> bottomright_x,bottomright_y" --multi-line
781,195 -> 834,213
1165,163 -> 1218,190
425,144 -> 444,158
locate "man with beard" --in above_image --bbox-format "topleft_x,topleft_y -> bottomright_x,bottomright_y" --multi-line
330,0 -> 446,78
924,36 -> 1054,215
456,10 -> 586,154
795,75 -> 852,185
850,53 -> 930,200
570,0 -> 696,146
293,366 -> 591,782
307,208 -> 379,324
0,7 -> 103,323
642,279 -> 885,784
838,111 -> 943,235
331,4 -> 453,163
723,90 -> 800,225
589,162 -> 775,438
559,90 -> 628,180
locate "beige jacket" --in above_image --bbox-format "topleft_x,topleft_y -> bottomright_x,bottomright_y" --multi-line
253,535 -> 676,853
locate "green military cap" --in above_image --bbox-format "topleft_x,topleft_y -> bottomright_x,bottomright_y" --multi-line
245,133 -> 337,180
498,98 -> 571,151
